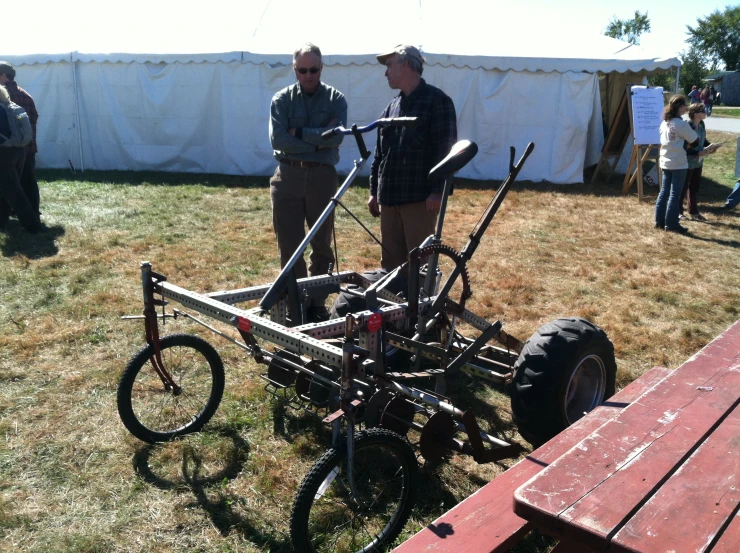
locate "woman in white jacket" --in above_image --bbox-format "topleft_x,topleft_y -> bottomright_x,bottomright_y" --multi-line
655,95 -> 698,234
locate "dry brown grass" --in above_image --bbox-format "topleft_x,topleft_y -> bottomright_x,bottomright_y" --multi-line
0,132 -> 738,553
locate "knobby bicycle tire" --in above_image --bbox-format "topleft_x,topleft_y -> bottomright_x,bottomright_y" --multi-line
290,428 -> 418,553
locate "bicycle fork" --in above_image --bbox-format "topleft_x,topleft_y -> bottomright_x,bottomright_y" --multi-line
140,262 -> 181,394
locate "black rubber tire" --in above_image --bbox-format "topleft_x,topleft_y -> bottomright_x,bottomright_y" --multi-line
117,333 -> 225,444
290,428 -> 418,553
509,318 -> 617,446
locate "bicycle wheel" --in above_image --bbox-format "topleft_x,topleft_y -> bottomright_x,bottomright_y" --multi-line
291,428 -> 418,553
117,333 -> 225,443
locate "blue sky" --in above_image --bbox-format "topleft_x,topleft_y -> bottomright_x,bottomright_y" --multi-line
4,0 -> 734,58
536,0 -> 733,58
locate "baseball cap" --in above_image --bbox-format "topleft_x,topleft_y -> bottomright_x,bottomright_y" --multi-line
376,45 -> 425,66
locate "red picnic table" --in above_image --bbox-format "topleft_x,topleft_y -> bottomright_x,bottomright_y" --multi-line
514,319 -> 740,553
393,319 -> 740,553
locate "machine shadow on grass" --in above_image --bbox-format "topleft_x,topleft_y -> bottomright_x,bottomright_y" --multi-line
271,400 -> 328,446
132,427 -> 249,491
132,427 -> 292,550
1,221 -> 65,259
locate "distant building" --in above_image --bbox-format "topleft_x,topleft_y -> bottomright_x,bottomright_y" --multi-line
704,71 -> 740,106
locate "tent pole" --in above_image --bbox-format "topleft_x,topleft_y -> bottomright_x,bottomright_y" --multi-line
72,56 -> 85,172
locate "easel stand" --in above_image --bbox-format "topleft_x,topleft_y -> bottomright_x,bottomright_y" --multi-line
622,144 -> 660,201
592,84 -> 665,201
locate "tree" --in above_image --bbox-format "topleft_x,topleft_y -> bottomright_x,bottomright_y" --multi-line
647,70 -> 675,93
678,46 -> 710,97
604,10 -> 651,45
686,6 -> 740,70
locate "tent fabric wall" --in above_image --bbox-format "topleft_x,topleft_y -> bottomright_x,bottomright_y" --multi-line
8,55 -> 602,184
15,61 -> 79,170
1,0 -> 681,183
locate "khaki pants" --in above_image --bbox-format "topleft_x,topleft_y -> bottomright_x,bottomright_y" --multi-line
270,163 -> 337,302
380,201 -> 438,271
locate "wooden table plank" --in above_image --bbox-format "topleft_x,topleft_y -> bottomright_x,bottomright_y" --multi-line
392,366 -> 672,553
514,320 -> 740,549
611,405 -> 740,553
712,511 -> 740,553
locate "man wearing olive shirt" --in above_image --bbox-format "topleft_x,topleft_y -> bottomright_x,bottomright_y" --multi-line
269,43 -> 347,323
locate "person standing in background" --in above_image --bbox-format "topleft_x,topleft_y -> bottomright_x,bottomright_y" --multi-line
700,86 -> 712,116
0,85 -> 42,233
721,180 -> 740,210
655,95 -> 698,234
688,85 -> 701,104
0,62 -> 40,218
680,103 -> 718,222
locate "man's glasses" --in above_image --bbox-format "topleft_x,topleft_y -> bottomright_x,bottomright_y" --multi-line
297,67 -> 320,75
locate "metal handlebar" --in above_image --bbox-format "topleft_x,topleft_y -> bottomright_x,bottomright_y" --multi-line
321,117 -> 420,161
320,117 -> 419,140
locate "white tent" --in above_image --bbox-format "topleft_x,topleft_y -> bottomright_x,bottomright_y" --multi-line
2,0 -> 680,183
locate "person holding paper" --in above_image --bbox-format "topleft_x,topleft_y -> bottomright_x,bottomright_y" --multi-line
655,95 -> 699,234
680,103 -> 719,222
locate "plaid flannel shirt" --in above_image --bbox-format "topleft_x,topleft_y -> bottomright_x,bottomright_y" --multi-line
5,81 -> 38,154
370,79 -> 457,206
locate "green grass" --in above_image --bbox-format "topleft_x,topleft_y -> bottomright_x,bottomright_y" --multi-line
712,106 -> 740,118
1,132 -> 739,553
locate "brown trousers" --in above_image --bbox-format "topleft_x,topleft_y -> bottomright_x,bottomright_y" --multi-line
380,201 -> 438,271
270,163 -> 337,299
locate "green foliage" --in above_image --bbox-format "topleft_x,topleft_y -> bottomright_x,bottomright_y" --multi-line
647,70 -> 675,93
604,10 -> 651,45
679,46 -> 710,96
686,6 -> 740,70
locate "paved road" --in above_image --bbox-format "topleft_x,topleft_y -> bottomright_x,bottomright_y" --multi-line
704,116 -> 740,133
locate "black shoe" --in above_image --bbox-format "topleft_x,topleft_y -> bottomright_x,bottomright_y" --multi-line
654,222 -> 664,229
26,222 -> 49,235
307,306 -> 331,323
665,225 -> 689,234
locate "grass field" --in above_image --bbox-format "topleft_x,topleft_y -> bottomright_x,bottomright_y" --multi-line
712,106 -> 740,118
1,131 -> 739,553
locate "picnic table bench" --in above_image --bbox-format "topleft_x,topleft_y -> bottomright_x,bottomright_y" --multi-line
393,319 -> 740,553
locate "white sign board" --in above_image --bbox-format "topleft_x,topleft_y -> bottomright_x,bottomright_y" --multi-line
631,86 -> 664,145
736,137 -> 740,178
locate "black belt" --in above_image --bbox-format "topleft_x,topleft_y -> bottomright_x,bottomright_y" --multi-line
280,159 -> 331,168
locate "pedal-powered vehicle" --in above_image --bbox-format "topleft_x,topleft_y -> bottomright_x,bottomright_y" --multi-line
118,117 -> 617,553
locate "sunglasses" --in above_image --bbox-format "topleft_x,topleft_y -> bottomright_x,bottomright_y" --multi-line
296,67 -> 320,75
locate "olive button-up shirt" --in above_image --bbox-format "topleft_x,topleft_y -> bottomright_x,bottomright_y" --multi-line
269,82 -> 347,166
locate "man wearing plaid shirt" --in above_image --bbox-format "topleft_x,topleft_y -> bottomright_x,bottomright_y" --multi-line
0,62 -> 40,217
369,45 -> 457,271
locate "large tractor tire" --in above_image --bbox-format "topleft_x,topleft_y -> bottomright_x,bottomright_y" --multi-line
509,318 -> 617,446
